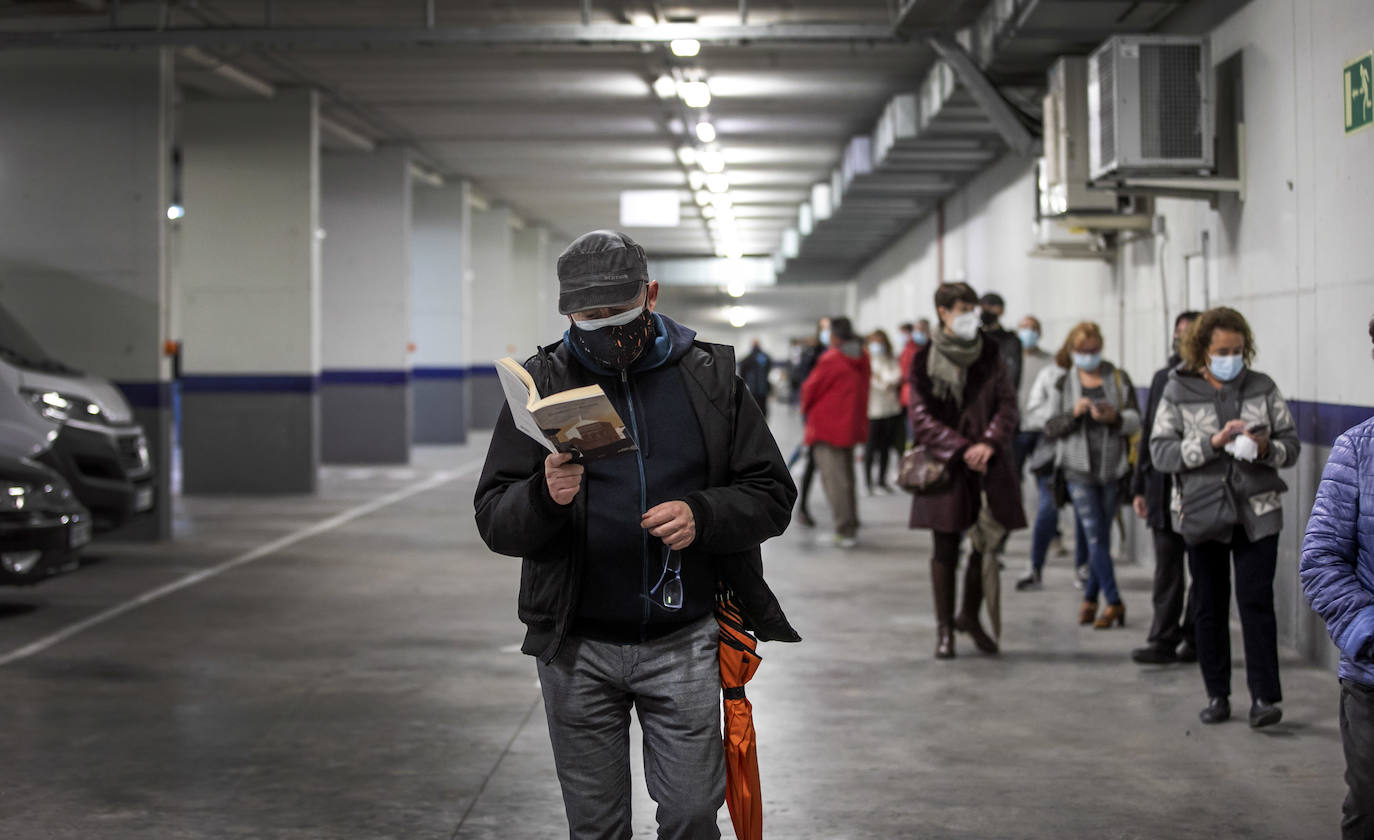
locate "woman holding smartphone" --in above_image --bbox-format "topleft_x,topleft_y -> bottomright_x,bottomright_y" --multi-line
1150,307 -> 1300,727
1027,321 -> 1140,629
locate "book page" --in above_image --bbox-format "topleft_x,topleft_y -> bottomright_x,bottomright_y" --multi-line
530,392 -> 637,462
494,360 -> 558,453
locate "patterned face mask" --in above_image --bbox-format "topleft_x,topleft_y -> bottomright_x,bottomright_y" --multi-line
570,306 -> 656,370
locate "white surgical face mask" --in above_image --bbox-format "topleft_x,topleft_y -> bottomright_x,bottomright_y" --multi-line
1073,352 -> 1102,372
571,304 -> 644,331
867,341 -> 883,357
950,309 -> 982,341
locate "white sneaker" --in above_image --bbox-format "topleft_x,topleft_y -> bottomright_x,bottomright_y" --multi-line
835,534 -> 858,549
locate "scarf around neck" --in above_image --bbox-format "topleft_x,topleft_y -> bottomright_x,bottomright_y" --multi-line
927,328 -> 983,407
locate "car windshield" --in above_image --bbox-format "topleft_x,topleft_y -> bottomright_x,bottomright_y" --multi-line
0,303 -> 75,373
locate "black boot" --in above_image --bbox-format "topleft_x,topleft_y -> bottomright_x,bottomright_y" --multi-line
1199,696 -> 1231,724
1249,699 -> 1283,728
954,551 -> 999,654
932,557 -> 957,659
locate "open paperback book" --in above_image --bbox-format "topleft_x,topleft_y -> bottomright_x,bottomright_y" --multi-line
494,357 -> 638,462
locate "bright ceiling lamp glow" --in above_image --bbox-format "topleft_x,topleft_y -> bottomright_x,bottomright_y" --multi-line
695,121 -> 717,143
705,173 -> 729,193
727,306 -> 748,328
695,190 -> 711,206
670,39 -> 701,57
676,145 -> 697,166
688,170 -> 707,190
166,204 -> 185,221
653,75 -> 677,98
697,147 -> 725,173
727,279 -> 746,297
702,204 -> 717,219
710,193 -> 733,209
630,13 -> 656,26
677,80 -> 711,108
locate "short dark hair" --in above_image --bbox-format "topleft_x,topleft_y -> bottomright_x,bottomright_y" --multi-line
934,282 -> 978,312
1175,310 -> 1201,330
979,292 -> 1005,309
1181,307 -> 1256,371
899,322 -> 914,332
830,316 -> 856,343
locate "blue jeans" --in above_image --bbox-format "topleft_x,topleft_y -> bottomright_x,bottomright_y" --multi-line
1067,480 -> 1121,605
1030,472 -> 1088,574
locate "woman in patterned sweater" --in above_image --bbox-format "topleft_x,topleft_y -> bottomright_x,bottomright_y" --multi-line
1150,307 -> 1300,728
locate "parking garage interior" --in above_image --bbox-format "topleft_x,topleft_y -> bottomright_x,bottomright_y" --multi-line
0,0 -> 1371,837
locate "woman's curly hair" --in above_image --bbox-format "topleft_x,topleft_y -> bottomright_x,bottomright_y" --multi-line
1180,307 -> 1256,371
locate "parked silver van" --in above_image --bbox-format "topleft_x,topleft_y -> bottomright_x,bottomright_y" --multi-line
0,403 -> 91,584
0,303 -> 154,531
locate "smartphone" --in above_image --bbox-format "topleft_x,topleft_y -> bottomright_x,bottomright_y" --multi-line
1246,422 -> 1270,435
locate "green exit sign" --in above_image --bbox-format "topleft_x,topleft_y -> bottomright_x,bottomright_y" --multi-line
1346,53 -> 1373,134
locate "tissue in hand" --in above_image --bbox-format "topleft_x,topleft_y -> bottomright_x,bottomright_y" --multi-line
1225,434 -> 1259,462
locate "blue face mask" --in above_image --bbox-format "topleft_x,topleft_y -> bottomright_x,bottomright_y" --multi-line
912,331 -> 929,347
1209,354 -> 1244,382
867,341 -> 884,357
1018,328 -> 1039,349
818,329 -> 831,346
1073,352 -> 1102,372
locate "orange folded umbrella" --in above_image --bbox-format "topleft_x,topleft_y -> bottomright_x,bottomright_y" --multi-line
717,598 -> 763,840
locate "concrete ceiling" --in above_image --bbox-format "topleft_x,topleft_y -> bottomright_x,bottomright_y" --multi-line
0,0 -> 1198,278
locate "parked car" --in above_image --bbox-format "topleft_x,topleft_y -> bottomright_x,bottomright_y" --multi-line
0,303 -> 154,531
0,416 -> 91,585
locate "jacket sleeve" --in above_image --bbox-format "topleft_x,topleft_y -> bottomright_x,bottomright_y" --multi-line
684,375 -> 797,554
800,355 -> 828,416
1261,385 -> 1301,469
1132,368 -> 1167,496
907,369 -> 970,463
982,360 -> 1019,451
473,402 -> 577,557
1117,369 -> 1142,437
1300,431 -> 1374,663
1150,387 -> 1221,474
1023,365 -> 1061,432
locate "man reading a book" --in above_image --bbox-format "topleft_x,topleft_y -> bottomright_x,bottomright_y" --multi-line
475,229 -> 799,840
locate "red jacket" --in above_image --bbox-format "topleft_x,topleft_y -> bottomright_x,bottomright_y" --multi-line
898,340 -> 919,407
802,346 -> 870,447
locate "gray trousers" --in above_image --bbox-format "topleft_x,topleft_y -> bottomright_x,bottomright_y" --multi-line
812,442 -> 858,538
537,616 -> 725,840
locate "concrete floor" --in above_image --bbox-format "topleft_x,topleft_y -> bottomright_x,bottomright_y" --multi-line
0,421 -> 1348,839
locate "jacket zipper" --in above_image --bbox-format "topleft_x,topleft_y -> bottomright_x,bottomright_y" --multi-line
621,369 -> 651,635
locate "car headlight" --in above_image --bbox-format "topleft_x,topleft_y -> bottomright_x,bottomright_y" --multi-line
2,485 -> 29,513
20,389 -> 105,424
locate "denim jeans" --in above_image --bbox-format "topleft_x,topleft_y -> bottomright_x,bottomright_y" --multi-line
537,615 -> 725,840
1067,480 -> 1120,605
1030,472 -> 1088,574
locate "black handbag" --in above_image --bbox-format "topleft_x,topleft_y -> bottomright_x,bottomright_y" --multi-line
897,446 -> 951,494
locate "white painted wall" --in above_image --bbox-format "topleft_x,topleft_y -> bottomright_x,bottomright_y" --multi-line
410,181 -> 468,369
180,91 -> 320,376
321,148 -> 412,371
465,205 -> 517,364
513,224 -> 557,353
0,50 -> 172,382
847,0 -> 1374,666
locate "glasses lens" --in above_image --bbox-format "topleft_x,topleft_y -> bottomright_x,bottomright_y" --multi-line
662,576 -> 684,609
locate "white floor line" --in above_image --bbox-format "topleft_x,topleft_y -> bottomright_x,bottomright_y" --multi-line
0,458 -> 486,668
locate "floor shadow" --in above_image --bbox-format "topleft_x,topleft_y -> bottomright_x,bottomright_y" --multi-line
0,601 -> 40,619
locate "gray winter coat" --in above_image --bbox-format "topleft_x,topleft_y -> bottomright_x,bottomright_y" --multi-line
1149,365 -> 1300,545
1024,361 -> 1141,485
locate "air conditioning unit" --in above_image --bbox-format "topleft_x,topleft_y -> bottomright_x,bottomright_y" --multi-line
1088,35 -> 1213,180
1042,56 -> 1116,216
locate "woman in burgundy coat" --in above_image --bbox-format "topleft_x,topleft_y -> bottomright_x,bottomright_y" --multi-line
908,283 -> 1026,658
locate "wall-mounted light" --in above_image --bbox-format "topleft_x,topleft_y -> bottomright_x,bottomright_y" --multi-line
695,121 -> 717,143
670,39 -> 701,57
677,81 -> 711,108
166,204 -> 186,221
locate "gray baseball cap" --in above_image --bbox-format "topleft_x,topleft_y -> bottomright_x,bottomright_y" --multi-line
556,230 -> 649,315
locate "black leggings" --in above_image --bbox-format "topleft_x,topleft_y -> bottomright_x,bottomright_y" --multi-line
864,413 -> 905,488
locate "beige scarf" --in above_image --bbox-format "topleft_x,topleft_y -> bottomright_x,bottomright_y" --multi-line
927,328 -> 983,407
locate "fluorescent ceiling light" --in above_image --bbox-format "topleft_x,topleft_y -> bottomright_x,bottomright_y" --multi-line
702,205 -> 717,219
620,190 -> 682,228
653,75 -> 677,99
705,173 -> 730,193
697,148 -> 725,173
727,306 -> 748,328
677,81 -> 711,108
694,190 -> 711,206
727,279 -> 746,297
688,170 -> 707,190
695,121 -> 717,143
710,194 -> 733,209
670,39 -> 701,57
676,145 -> 698,166
630,13 -> 656,26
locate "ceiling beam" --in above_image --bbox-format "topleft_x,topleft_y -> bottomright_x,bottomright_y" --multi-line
926,34 -> 1040,157
0,22 -> 907,49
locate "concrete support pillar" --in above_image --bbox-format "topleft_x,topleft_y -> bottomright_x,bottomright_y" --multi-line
410,181 -> 470,444
321,148 -> 413,463
179,90 -> 321,494
0,50 -> 174,539
464,204 -> 515,430
514,224 -> 557,350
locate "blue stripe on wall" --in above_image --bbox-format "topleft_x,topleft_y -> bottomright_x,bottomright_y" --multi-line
412,367 -> 467,381
466,364 -> 499,377
179,375 -> 319,394
319,369 -> 411,386
1130,386 -> 1373,448
115,381 -> 174,409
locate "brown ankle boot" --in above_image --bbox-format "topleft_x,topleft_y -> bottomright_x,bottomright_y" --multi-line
1079,600 -> 1098,625
1094,602 -> 1126,629
931,557 -> 957,659
954,551 -> 999,654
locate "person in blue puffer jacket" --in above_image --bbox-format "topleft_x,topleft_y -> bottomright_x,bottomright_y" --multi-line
1300,314 -> 1374,840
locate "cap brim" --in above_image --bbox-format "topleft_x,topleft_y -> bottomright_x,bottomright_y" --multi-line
557,279 -> 646,315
